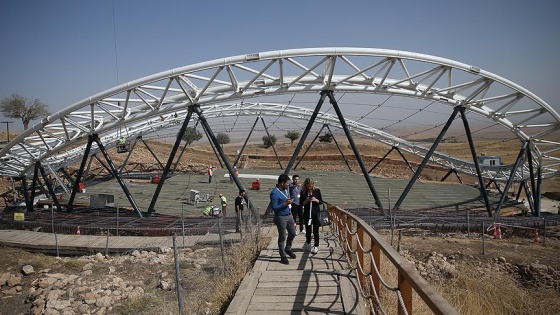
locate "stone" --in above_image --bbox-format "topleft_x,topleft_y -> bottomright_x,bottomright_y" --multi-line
0,272 -> 10,286
158,280 -> 171,290
95,253 -> 105,261
95,295 -> 112,307
22,264 -> 35,275
84,292 -> 97,304
82,263 -> 93,271
7,276 -> 22,287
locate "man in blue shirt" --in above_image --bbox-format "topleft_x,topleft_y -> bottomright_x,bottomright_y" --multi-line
270,174 -> 297,264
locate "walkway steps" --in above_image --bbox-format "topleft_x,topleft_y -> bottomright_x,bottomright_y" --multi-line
226,227 -> 364,314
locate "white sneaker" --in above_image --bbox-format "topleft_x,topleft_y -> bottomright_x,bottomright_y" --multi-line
295,229 -> 299,236
303,243 -> 312,252
311,246 -> 319,254
301,228 -> 306,235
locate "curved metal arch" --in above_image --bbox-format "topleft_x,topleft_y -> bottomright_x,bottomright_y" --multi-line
0,102 -> 544,183
1,47 -> 559,181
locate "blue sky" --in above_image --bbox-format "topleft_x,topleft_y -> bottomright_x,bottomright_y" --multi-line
1,0 -> 559,131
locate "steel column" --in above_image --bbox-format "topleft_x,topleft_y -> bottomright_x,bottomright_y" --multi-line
37,162 -> 62,212
395,147 -> 416,175
172,138 -> 189,173
147,108 -> 194,214
494,142 -> 528,217
59,167 -> 75,187
459,107 -> 491,216
369,147 -> 396,174
261,117 -> 283,169
326,90 -> 383,210
140,138 -> 164,170
515,182 -> 523,200
194,105 -> 253,210
29,163 -> 40,212
284,91 -> 327,175
92,155 -> 112,176
522,181 -> 535,214
526,144 -> 538,215
19,177 -> 30,208
67,135 -> 94,212
92,134 -> 143,217
294,124 -> 326,170
118,137 -> 140,174
83,153 -> 94,182
326,124 -> 352,172
535,166 -> 542,216
202,124 -> 224,168
234,116 -> 259,167
393,106 -> 460,211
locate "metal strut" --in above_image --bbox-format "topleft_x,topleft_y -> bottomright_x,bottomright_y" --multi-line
393,106 -> 460,211
67,135 -> 94,212
118,137 -> 140,174
234,116 -> 260,167
37,162 -> 62,212
294,124 -> 327,171
147,108 -> 194,214
92,134 -> 143,218
326,90 -> 383,210
494,142 -> 528,217
173,121 -> 199,173
325,124 -> 352,172
28,163 -> 39,212
140,137 -> 165,170
261,117 -> 283,169
201,123 -> 224,168
193,105 -> 255,213
284,91 -> 327,175
459,107 -> 492,216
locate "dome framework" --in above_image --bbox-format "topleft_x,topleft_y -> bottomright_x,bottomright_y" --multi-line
1,48 -> 558,217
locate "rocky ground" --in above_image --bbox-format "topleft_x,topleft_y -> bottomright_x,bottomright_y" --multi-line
0,245 -> 222,315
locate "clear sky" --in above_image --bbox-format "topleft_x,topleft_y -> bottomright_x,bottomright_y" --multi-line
1,0 -> 558,131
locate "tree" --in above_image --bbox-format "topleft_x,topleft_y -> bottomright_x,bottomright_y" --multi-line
181,127 -> 203,146
318,132 -> 333,143
0,94 -> 50,130
262,134 -> 277,148
216,132 -> 230,148
284,130 -> 300,146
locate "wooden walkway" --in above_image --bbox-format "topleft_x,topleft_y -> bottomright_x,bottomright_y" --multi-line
0,229 -> 241,255
225,227 -> 364,315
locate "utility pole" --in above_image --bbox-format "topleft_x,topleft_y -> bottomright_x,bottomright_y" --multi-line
1,121 -> 13,142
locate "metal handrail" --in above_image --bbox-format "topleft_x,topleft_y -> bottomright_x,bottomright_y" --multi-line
327,203 -> 458,315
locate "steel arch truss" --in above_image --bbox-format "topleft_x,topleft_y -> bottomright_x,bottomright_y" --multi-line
1,48 -> 559,183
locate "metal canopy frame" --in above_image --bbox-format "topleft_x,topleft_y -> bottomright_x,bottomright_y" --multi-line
1,47 -> 558,214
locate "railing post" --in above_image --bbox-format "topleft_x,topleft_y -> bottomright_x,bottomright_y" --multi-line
372,241 -> 380,306
357,225 -> 366,295
398,273 -> 413,315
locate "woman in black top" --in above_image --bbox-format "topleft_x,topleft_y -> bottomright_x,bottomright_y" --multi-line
301,178 -> 323,254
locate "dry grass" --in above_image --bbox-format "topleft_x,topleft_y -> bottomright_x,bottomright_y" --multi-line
112,233 -> 270,315
358,239 -> 560,315
434,267 -> 560,315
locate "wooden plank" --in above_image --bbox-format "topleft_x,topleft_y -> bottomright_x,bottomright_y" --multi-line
253,286 -> 339,296
247,302 -> 344,312
250,294 -> 340,304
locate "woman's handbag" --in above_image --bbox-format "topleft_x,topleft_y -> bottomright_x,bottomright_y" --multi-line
317,204 -> 330,226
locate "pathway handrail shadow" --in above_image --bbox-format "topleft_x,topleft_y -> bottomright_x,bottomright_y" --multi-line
328,203 -> 459,315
